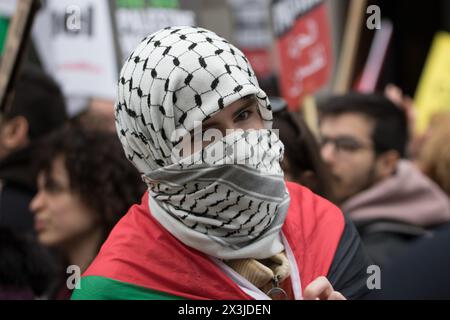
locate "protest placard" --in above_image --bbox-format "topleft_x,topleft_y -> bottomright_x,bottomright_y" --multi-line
414,32 -> 450,134
272,0 -> 333,110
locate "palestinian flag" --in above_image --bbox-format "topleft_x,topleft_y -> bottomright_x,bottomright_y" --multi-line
72,182 -> 344,300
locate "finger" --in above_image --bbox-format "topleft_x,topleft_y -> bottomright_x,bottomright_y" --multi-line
385,85 -> 404,108
303,276 -> 334,300
384,83 -> 396,94
404,97 -> 415,112
327,291 -> 346,300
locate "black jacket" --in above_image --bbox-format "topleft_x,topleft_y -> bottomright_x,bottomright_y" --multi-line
0,145 -> 58,298
355,219 -> 434,268
0,145 -> 37,236
366,223 -> 450,299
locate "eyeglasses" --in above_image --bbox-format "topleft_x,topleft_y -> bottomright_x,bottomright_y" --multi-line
320,136 -> 373,153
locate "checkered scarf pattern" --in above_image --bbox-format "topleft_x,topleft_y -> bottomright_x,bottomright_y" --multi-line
115,26 -> 290,259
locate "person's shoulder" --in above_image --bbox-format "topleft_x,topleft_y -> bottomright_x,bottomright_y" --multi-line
285,181 -> 344,232
79,192 -> 157,281
76,191 -> 197,299
283,181 -> 346,287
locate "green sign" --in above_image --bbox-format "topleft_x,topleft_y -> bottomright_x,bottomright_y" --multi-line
0,16 -> 9,56
151,0 -> 178,8
116,0 -> 178,8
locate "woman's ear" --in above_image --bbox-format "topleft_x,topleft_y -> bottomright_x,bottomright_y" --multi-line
0,116 -> 30,151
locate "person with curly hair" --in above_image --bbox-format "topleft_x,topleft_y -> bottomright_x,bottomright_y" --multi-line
29,125 -> 146,299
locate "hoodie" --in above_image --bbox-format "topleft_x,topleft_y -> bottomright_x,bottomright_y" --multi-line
342,160 -> 450,228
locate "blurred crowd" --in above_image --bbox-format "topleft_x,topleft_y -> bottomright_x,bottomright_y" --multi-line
0,66 -> 146,299
1,57 -> 450,299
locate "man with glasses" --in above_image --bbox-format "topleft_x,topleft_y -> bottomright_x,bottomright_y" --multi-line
318,93 -> 450,267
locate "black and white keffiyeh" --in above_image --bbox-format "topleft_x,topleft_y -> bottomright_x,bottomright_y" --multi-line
115,26 -> 290,259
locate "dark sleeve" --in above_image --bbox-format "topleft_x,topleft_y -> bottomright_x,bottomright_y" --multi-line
327,213 -> 373,300
0,185 -> 35,236
365,223 -> 450,299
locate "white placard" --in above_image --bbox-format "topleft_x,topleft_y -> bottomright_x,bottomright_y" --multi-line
228,0 -> 272,49
0,0 -> 16,17
32,0 -> 118,112
116,7 -> 195,60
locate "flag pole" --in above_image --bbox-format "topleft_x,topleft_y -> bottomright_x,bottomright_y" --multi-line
333,0 -> 367,94
0,0 -> 41,114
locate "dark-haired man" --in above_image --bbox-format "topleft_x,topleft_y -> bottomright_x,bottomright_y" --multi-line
318,93 -> 450,266
0,65 -> 68,236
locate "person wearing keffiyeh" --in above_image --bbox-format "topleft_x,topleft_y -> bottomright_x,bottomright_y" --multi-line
72,26 -> 371,300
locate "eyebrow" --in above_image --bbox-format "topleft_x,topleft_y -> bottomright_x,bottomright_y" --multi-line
232,98 -> 257,118
201,97 -> 257,132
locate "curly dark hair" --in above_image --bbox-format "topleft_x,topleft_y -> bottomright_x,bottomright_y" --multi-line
35,125 -> 146,241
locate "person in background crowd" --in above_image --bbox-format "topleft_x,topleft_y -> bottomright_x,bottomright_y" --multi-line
418,112 -> 450,199
318,93 -> 450,267
272,97 -> 334,200
0,65 -> 68,236
72,26 -> 370,300
0,65 -> 68,298
30,125 -> 146,299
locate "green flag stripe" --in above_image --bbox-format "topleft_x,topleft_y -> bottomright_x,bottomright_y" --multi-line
71,276 -> 186,300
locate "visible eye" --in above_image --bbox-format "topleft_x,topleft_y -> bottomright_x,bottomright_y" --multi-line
235,109 -> 253,122
335,138 -> 364,152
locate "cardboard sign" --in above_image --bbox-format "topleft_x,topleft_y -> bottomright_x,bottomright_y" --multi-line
272,0 -> 332,110
414,32 -> 450,134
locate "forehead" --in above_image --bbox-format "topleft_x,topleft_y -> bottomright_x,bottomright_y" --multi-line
39,155 -> 69,183
320,112 -> 374,138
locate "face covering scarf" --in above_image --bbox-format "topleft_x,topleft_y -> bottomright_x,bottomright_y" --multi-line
115,26 -> 291,261
144,129 -> 290,260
